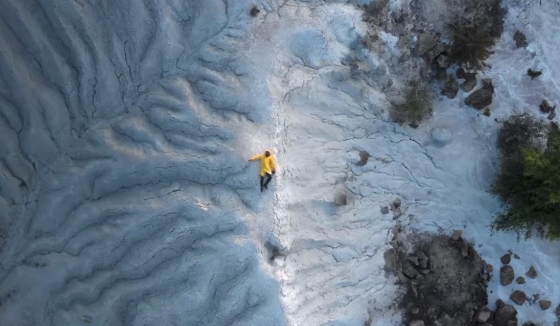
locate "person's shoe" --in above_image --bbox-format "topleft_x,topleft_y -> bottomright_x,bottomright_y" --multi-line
260,186 -> 264,192
264,185 -> 268,189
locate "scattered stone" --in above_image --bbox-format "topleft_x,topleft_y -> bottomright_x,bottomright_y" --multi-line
510,290 -> 526,305
483,108 -> 491,117
357,150 -> 371,166
496,299 -> 505,309
554,322 -> 560,326
465,87 -> 493,110
389,241 -> 398,249
500,265 -> 515,286
416,33 -> 438,55
250,6 -> 260,17
437,54 -> 450,69
526,265 -> 538,279
487,264 -> 494,272
451,230 -> 462,241
516,277 -> 526,284
476,306 -> 491,322
384,249 -> 397,270
409,320 -> 425,326
393,207 -> 403,219
513,253 -> 520,259
539,300 -> 552,310
460,77 -> 477,92
419,259 -> 428,269
548,110 -> 556,120
423,43 -> 446,64
442,74 -> 459,99
514,31 -> 528,48
408,256 -> 420,266
398,271 -> 409,283
402,261 -> 418,278
527,68 -> 542,79
556,303 -> 560,316
436,313 -> 452,325
381,206 -> 390,214
494,304 -> 518,326
393,198 -> 402,208
461,242 -> 468,257
399,52 -> 411,63
456,68 -> 466,79
416,250 -> 428,261
540,99 -> 555,113
420,269 -> 430,275
431,127 -> 452,143
500,254 -> 511,265
482,78 -> 494,91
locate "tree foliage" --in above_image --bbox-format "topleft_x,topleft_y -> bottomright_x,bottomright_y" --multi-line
491,114 -> 560,239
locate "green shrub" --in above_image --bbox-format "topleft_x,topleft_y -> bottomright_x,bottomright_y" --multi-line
491,114 -> 560,239
391,82 -> 433,126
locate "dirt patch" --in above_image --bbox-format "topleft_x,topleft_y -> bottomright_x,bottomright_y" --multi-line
389,232 -> 489,325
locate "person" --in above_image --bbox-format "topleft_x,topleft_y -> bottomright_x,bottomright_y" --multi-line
248,150 -> 277,192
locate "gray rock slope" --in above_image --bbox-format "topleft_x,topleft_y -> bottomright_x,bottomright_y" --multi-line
0,0 -> 286,325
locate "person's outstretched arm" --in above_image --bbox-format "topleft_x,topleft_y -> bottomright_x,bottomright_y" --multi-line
249,154 -> 264,161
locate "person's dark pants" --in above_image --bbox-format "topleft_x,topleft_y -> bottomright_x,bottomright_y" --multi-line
260,173 -> 272,190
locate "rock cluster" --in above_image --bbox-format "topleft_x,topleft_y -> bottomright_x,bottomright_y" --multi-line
465,78 -> 494,110
389,230 -> 488,325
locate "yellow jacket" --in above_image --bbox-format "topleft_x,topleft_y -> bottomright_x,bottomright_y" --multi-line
250,153 -> 278,176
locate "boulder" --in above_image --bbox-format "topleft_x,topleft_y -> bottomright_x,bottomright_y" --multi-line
416,33 -> 437,55
409,320 -> 425,326
402,261 -> 418,278
461,243 -> 469,257
437,313 -> 452,326
539,300 -> 551,310
510,290 -> 526,305
393,198 -> 402,208
476,306 -> 491,322
451,230 -> 462,241
416,250 -> 428,261
384,249 -> 397,270
380,206 -> 390,214
393,207 -> 403,219
357,151 -> 370,166
539,100 -> 555,113
398,271 -> 409,283
442,74 -> 459,99
431,127 -> 452,143
419,259 -> 428,269
408,256 -> 420,266
526,265 -> 538,279
556,303 -> 560,316
437,54 -> 450,69
516,277 -> 526,284
494,304 -> 518,326
460,77 -> 477,92
500,254 -> 511,265
554,322 -> 560,326
465,88 -> 493,110
500,265 -> 515,286
487,264 -> 494,272
514,31 -> 528,48
496,299 -> 505,309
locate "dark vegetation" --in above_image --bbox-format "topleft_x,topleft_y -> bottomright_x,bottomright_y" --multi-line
391,81 -> 433,126
491,113 -> 560,239
447,0 -> 506,69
